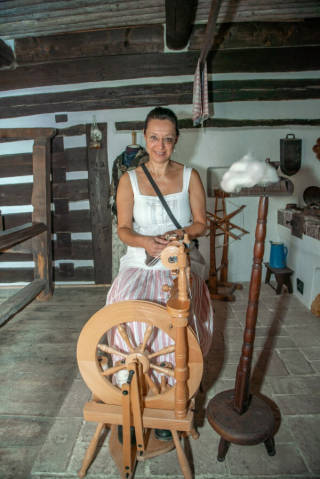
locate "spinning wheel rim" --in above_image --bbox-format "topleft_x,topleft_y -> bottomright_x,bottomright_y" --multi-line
77,300 -> 203,408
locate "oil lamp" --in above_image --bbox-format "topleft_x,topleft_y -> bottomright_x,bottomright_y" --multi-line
90,115 -> 102,149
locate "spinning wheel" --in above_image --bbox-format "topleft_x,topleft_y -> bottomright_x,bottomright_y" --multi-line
77,300 -> 203,409
77,237 -> 203,479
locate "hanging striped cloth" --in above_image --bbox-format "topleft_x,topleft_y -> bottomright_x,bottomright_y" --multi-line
192,59 -> 209,127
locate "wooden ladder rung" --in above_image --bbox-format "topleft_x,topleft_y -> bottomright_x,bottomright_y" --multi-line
0,222 -> 47,251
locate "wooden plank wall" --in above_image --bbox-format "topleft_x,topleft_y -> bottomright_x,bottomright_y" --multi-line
0,125 -> 104,284
1,79 -> 320,120
0,20 -> 320,120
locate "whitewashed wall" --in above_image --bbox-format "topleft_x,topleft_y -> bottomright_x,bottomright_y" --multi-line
1,71 -> 320,307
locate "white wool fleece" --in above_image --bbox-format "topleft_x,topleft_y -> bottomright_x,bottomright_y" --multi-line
220,154 -> 279,193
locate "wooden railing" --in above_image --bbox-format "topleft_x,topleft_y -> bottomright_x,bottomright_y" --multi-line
0,128 -> 55,327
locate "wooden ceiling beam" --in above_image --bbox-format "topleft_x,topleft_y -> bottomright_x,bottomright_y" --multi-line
190,19 -> 320,51
14,25 -> 164,64
0,5 -> 164,40
199,0 -> 224,69
1,1 -> 320,39
165,0 -> 197,50
0,39 -> 15,68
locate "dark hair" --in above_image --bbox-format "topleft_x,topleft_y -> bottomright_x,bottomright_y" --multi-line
143,107 -> 180,137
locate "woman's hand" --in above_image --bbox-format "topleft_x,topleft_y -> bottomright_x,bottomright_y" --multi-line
143,235 -> 169,258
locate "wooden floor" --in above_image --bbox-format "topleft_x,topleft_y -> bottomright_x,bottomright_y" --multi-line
1,283 -> 320,478
0,285 -> 107,479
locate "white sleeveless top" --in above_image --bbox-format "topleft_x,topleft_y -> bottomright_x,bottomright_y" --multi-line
119,166 -> 206,278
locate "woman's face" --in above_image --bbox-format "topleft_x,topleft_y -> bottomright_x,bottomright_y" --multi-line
144,119 -> 178,164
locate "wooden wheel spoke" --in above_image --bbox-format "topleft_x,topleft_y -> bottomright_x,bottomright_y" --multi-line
117,324 -> 134,352
148,344 -> 175,359
102,363 -> 126,377
98,344 -> 127,358
140,325 -> 153,352
144,372 -> 159,395
150,363 -> 175,378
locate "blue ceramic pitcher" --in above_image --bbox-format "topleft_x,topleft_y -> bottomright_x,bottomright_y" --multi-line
269,242 -> 288,269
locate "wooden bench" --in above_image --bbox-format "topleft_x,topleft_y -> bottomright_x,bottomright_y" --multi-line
264,262 -> 294,295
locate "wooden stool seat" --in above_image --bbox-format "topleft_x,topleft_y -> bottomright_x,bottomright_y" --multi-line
264,262 -> 294,295
206,390 -> 275,461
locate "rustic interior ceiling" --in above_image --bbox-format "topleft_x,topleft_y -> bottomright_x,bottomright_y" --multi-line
1,0 -> 320,40
0,0 -> 320,116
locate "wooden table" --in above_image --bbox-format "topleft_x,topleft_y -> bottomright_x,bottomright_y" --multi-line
264,262 -> 294,295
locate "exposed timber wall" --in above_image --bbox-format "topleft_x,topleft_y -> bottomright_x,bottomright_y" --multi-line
0,19 -> 320,301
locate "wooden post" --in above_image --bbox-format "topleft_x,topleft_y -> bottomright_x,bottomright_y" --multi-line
86,123 -> 112,284
32,137 -> 52,300
208,218 -> 218,294
165,0 -> 196,50
175,324 -> 189,419
233,196 -> 268,415
0,39 -> 15,68
220,200 -> 229,283
174,246 -> 189,419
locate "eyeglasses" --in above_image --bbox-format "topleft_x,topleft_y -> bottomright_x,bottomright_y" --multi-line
146,135 -> 176,145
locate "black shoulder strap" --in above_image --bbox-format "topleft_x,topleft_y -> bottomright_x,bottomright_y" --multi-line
141,163 -> 182,230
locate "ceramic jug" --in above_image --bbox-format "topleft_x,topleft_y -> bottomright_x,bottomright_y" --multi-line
269,241 -> 288,268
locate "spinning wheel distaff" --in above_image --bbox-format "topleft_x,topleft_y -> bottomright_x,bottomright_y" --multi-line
77,237 -> 203,479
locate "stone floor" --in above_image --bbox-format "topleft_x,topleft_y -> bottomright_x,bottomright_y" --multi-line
1,282 -> 320,479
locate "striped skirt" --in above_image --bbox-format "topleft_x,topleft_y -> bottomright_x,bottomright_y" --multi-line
106,268 -> 214,385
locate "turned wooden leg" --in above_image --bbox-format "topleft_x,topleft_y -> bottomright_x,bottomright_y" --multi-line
78,423 -> 105,478
171,430 -> 192,479
217,437 -> 230,462
264,436 -> 276,456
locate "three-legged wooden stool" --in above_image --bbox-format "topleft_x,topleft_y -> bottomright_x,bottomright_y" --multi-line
264,262 -> 294,295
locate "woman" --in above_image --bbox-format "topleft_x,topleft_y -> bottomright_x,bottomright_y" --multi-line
106,107 -> 213,383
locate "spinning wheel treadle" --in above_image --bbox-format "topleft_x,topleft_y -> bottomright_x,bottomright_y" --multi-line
77,238 -> 203,479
